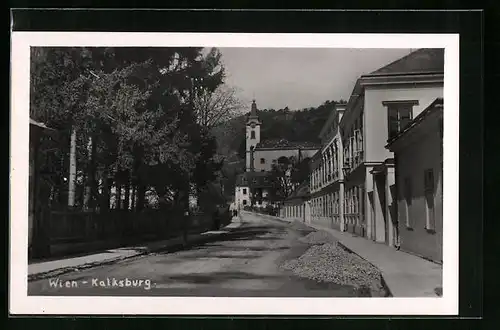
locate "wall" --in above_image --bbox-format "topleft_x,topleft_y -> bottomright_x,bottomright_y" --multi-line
246,123 -> 261,152
252,148 -> 300,172
395,116 -> 443,263
364,85 -> 443,163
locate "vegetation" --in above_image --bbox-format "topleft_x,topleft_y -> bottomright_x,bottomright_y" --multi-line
30,47 -> 237,217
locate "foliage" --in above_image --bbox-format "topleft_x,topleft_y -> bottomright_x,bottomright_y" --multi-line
30,46 -> 229,211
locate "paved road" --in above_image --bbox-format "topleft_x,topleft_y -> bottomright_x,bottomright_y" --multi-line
28,213 -> 358,297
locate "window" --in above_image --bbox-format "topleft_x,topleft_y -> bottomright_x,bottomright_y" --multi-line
383,100 -> 419,140
260,158 -> 265,164
250,130 -> 256,139
404,177 -> 412,228
243,200 -> 247,205
242,188 -> 247,195
424,169 -> 436,231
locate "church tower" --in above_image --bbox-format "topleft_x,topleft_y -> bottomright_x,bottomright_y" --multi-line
246,100 -> 261,172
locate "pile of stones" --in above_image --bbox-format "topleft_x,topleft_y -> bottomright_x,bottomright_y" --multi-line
298,230 -> 338,245
281,242 -> 385,294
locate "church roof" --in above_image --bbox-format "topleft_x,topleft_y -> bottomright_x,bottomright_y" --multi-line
235,171 -> 272,188
247,100 -> 261,124
255,139 -> 320,150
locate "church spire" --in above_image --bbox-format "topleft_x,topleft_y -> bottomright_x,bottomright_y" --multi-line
249,99 -> 258,119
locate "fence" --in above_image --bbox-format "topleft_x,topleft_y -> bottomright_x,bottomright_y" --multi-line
49,209 -> 217,244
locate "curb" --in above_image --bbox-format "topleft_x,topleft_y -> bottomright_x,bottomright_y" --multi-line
28,222 -> 242,282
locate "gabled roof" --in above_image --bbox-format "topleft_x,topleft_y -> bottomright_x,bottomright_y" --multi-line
368,48 -> 444,76
235,171 -> 272,187
386,97 -> 443,149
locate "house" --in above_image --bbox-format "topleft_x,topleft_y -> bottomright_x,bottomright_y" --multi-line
309,48 -> 444,249
386,98 -> 444,263
280,181 -> 311,224
234,171 -> 272,209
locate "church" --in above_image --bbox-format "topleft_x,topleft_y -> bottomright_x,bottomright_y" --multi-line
233,100 -> 320,210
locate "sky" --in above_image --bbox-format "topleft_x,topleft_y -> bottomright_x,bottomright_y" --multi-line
217,48 -> 413,111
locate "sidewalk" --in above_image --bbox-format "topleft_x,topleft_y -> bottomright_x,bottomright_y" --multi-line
28,219 -> 243,281
248,212 -> 442,297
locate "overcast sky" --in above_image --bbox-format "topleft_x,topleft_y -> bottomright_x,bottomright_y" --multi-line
218,48 -> 413,111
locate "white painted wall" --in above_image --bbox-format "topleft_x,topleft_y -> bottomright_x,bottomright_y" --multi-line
234,185 -> 250,209
364,85 -> 443,162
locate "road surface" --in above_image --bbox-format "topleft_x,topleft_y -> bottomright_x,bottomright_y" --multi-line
28,212 -> 359,297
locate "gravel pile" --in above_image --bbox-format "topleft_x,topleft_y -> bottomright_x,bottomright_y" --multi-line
281,243 -> 385,294
299,230 -> 338,245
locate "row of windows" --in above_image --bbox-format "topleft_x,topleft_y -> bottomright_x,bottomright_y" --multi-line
343,112 -> 364,171
310,185 -> 365,218
310,141 -> 341,191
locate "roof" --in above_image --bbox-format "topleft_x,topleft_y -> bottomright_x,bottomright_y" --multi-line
386,97 -> 443,148
368,48 -> 444,76
30,118 -> 52,130
255,139 -> 320,150
30,118 -> 59,139
235,171 -> 272,188
247,100 -> 261,124
340,49 -> 444,130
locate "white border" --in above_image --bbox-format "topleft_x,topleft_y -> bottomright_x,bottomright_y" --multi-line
10,32 -> 459,315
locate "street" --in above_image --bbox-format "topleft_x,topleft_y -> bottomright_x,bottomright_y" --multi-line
28,213 -> 359,297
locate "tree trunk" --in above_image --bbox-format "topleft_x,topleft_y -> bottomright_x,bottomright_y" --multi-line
83,136 -> 94,210
136,183 -> 146,211
116,183 -> 122,210
67,127 -> 77,208
101,170 -> 110,212
124,174 -> 130,211
131,185 -> 136,211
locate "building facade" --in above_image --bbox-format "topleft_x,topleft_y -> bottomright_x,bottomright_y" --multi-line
280,182 -> 311,224
309,103 -> 346,231
306,48 -> 444,249
387,98 -> 444,263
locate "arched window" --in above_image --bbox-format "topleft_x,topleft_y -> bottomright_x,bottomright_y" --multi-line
250,130 -> 256,139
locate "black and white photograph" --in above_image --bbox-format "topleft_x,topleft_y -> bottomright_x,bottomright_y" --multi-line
10,32 -> 459,315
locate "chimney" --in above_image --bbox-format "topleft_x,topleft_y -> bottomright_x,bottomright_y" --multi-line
335,103 -> 347,124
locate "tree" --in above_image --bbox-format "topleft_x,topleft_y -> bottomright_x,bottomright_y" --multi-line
30,46 -> 227,217
193,84 -> 244,129
269,156 -> 297,204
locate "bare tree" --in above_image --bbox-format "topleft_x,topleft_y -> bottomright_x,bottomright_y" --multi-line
193,85 -> 244,129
